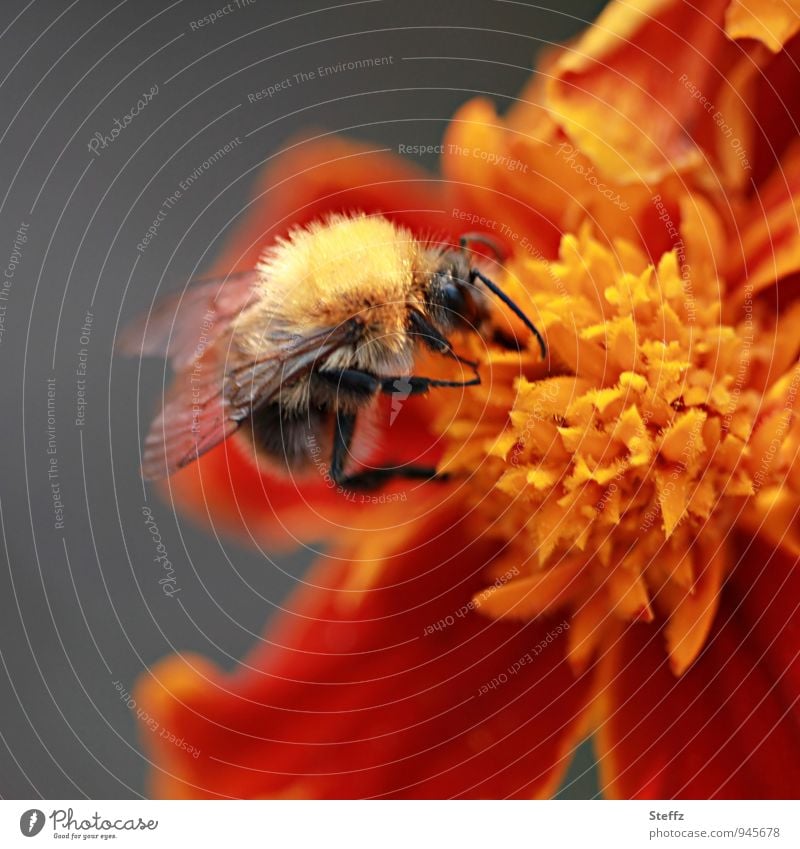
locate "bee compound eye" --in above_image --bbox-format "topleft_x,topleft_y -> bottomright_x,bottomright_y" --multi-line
440,281 -> 468,318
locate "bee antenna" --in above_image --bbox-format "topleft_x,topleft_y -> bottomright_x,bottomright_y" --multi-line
471,268 -> 547,360
459,233 -> 505,262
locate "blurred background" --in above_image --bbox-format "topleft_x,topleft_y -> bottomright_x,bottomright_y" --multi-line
0,0 -> 608,798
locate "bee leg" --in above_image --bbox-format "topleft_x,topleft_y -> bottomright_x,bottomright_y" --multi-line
408,311 -> 480,373
409,310 -> 452,355
409,311 -> 469,359
330,409 -> 445,490
316,368 -> 380,403
330,409 -> 357,484
318,368 -> 480,399
491,328 -> 521,351
379,374 -> 480,393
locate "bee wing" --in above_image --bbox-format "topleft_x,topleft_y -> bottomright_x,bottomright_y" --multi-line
141,343 -> 240,480
117,270 -> 262,370
141,319 -> 358,480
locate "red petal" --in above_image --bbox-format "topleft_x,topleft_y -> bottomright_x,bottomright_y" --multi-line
546,0 -> 732,184
159,391 -> 447,548
746,33 -> 800,184
727,139 -> 800,308
210,134 -> 453,277
136,509 -> 595,798
596,532 -> 800,798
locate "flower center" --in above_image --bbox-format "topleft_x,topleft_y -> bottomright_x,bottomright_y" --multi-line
436,227 -> 800,675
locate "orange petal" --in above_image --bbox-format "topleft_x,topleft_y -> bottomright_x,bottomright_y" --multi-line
474,559 -> 585,620
678,193 -> 727,283
567,591 -> 615,674
729,138 -> 800,305
655,469 -> 692,537
662,536 -> 727,675
441,98 -> 562,259
725,0 -> 800,53
596,532 -> 800,798
546,0 -> 731,183
742,486 -> 800,558
606,565 -> 654,623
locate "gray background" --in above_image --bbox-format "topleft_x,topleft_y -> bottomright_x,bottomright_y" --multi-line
0,0 -> 607,799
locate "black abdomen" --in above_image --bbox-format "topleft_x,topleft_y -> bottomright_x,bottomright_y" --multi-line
240,402 -> 333,474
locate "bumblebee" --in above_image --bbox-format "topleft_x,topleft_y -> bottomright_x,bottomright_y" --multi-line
121,213 -> 545,489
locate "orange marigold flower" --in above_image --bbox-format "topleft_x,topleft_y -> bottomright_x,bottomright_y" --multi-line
137,0 -> 800,798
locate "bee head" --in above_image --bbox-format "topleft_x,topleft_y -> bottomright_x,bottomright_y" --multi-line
424,250 -> 490,335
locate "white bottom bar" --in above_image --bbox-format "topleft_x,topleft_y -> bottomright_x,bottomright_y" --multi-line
2,800 -> 797,848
